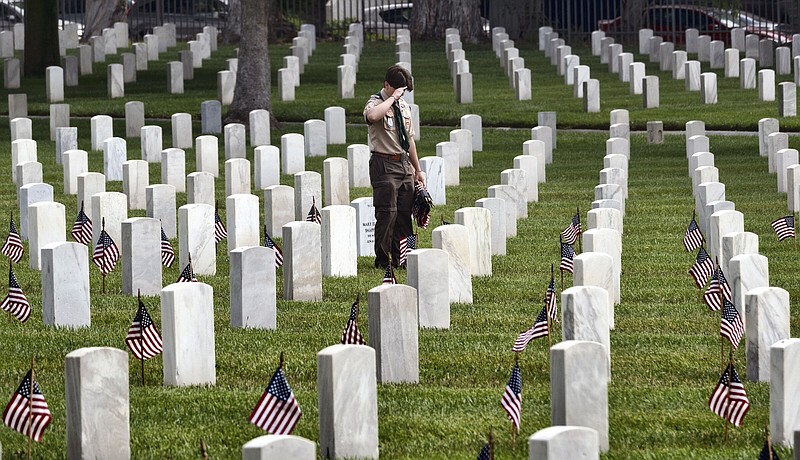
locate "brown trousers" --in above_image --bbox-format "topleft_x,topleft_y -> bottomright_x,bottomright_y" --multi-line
370,155 -> 414,267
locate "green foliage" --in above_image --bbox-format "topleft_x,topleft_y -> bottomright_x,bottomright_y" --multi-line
0,38 -> 796,459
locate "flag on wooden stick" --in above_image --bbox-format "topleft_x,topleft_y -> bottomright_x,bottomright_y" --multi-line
0,214 -> 23,263
2,369 -> 52,442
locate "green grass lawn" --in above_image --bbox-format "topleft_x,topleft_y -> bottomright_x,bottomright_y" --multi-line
0,37 -> 798,458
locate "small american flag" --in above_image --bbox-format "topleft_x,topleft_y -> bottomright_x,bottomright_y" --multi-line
214,207 -> 227,243
545,274 -> 557,322
759,440 -> 780,460
382,264 -> 397,285
559,242 -> 575,274
0,216 -> 23,263
71,202 -> 93,246
92,227 -> 120,276
683,217 -> 704,252
689,247 -> 714,289
721,299 -> 744,350
125,298 -> 164,360
512,306 -> 549,352
263,229 -> 283,268
306,198 -> 322,224
0,266 -> 30,323
161,226 -> 175,268
477,443 -> 491,460
561,213 -> 581,245
500,362 -> 522,433
398,234 -> 417,268
771,215 -> 795,241
177,261 -> 198,283
703,266 -> 732,311
708,363 -> 749,428
2,369 -> 52,442
340,298 -> 365,345
248,366 -> 302,435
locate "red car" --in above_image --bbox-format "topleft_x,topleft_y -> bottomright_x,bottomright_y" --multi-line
598,5 -> 793,46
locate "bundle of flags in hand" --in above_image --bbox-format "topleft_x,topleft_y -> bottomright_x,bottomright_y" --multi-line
1,214 -> 23,263
412,182 -> 433,229
2,369 -> 52,442
771,215 -> 795,241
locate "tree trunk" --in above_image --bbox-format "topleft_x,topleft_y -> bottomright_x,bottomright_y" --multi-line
24,0 -> 60,76
222,0 -> 242,44
224,0 -> 277,127
411,0 -> 483,44
621,0 -> 645,40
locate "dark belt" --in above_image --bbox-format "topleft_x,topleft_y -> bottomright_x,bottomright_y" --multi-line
371,151 -> 403,161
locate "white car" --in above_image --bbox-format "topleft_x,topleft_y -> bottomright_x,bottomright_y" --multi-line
362,3 -> 489,36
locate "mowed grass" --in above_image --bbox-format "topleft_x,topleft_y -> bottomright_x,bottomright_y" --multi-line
0,37 -> 798,458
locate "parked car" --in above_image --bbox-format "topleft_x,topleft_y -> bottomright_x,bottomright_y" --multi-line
126,0 -> 227,40
597,5 -> 793,46
362,3 -> 489,36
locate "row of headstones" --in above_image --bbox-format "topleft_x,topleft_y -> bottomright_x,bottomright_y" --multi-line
28,26 -> 217,100
755,118 -> 800,213
277,24 -> 320,101
589,27 -> 799,114
56,339 -> 615,459
446,28 -> 475,103
686,120 -> 800,448
492,26 -> 532,101
336,22 -> 363,99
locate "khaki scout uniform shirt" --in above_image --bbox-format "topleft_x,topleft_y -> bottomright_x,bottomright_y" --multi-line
363,89 -> 415,155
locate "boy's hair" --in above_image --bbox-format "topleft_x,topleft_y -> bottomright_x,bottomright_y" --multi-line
385,65 -> 413,92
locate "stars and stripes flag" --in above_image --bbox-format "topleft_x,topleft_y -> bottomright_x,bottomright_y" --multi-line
71,201 -> 93,246
340,297 -> 365,345
2,369 -> 52,442
708,362 -> 750,427
721,299 -> 745,350
545,274 -> 558,322
683,217 -> 704,252
0,215 -> 23,263
561,213 -> 581,245
214,206 -> 227,243
306,198 -> 321,224
0,265 -> 30,323
177,261 -> 198,283
758,440 -> 780,460
689,247 -> 715,289
263,229 -> 283,268
382,264 -> 397,285
398,234 -> 417,268
771,215 -> 795,241
559,242 -> 575,274
477,442 -> 491,460
703,266 -> 732,311
160,226 -> 175,268
248,366 -> 302,435
92,226 -> 120,276
512,306 -> 549,352
500,362 -> 522,433
125,298 -> 164,360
